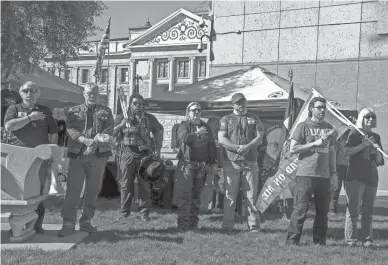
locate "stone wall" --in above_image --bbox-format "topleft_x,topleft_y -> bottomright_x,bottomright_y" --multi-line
211,0 -> 388,190
152,113 -> 186,149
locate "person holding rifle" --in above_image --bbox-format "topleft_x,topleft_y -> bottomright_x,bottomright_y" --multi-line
114,93 -> 164,222
344,108 -> 385,248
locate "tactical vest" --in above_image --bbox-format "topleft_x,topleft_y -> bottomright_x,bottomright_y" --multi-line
122,114 -> 154,150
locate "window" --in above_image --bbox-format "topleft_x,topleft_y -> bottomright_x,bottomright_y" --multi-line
101,69 -> 109,83
157,61 -> 169,78
198,60 -> 206,78
120,68 -> 128,83
63,69 -> 71,81
177,60 -> 189,78
81,69 -> 89,84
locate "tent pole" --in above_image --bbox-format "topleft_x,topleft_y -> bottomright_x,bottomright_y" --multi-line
106,44 -> 110,107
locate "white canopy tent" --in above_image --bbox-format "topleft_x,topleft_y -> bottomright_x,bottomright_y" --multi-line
144,65 -> 387,197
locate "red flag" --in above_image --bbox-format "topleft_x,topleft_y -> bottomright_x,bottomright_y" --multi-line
94,17 -> 111,81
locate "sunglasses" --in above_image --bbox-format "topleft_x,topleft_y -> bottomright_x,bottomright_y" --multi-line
233,99 -> 246,105
190,108 -> 201,113
21,89 -> 38,94
364,115 -> 376,120
314,106 -> 326,111
132,101 -> 143,106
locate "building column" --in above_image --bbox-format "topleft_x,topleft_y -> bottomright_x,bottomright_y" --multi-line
148,59 -> 155,98
129,59 -> 136,96
76,67 -> 80,85
168,57 -> 175,91
189,56 -> 196,84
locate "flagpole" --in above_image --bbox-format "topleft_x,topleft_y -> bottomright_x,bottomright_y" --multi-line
106,43 -> 110,107
312,88 -> 388,158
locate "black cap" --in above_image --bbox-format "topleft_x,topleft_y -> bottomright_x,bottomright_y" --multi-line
231,93 -> 246,103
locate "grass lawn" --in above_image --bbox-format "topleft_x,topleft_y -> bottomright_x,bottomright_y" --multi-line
2,197 -> 388,265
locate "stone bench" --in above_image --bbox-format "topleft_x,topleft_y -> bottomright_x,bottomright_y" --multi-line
1,144 -> 63,242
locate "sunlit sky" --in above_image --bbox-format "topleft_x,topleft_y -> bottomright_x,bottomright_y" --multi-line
90,1 -> 203,40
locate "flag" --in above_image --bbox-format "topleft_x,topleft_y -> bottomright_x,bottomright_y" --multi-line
94,17 -> 111,82
276,81 -> 299,163
273,81 -> 299,201
256,89 -> 353,213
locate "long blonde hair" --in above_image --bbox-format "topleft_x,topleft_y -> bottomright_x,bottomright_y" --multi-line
356,107 -> 377,129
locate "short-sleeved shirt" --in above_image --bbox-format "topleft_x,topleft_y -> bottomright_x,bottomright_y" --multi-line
219,112 -> 264,162
345,129 -> 383,186
115,112 -> 163,161
291,118 -> 334,178
4,103 -> 59,148
1,89 -> 22,127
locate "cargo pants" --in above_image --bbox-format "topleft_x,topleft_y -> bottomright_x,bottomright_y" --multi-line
222,160 -> 260,231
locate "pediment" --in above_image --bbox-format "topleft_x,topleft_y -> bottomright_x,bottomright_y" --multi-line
126,9 -> 208,48
144,17 -> 207,45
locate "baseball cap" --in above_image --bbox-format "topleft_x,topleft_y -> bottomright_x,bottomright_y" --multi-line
231,93 -> 246,103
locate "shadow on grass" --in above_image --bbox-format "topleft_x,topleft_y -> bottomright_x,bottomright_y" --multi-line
82,229 -> 185,245
82,225 -> 250,245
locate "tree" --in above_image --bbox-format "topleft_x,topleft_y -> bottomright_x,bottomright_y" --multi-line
1,1 -> 106,82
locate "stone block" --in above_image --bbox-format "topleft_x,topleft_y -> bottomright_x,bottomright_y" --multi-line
244,12 -> 280,31
257,64 -> 279,75
1,144 -> 62,201
214,1 -> 244,17
362,1 -> 379,22
280,8 -> 319,28
245,1 -> 281,14
357,60 -> 388,115
279,27 -> 318,61
376,1 -> 388,35
214,15 -> 244,34
1,144 -> 63,242
317,24 -> 360,60
277,63 -> 317,90
319,1 -> 361,7
360,22 -> 388,57
319,3 -> 362,25
357,60 -> 388,189
315,62 -> 358,109
210,65 -> 249,78
280,1 -> 319,10
243,30 -> 279,63
213,34 -> 243,65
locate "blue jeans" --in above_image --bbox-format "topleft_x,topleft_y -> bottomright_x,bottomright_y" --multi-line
286,176 -> 330,245
177,162 -> 206,229
222,160 -> 259,230
345,180 -> 377,244
61,155 -> 108,226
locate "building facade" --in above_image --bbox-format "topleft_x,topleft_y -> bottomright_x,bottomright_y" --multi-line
44,6 -> 210,114
209,0 -> 388,189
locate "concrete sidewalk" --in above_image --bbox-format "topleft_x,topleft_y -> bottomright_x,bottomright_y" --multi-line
1,223 -> 88,251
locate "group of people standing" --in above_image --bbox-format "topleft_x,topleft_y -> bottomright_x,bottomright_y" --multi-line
285,97 -> 384,247
1,81 -> 385,247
